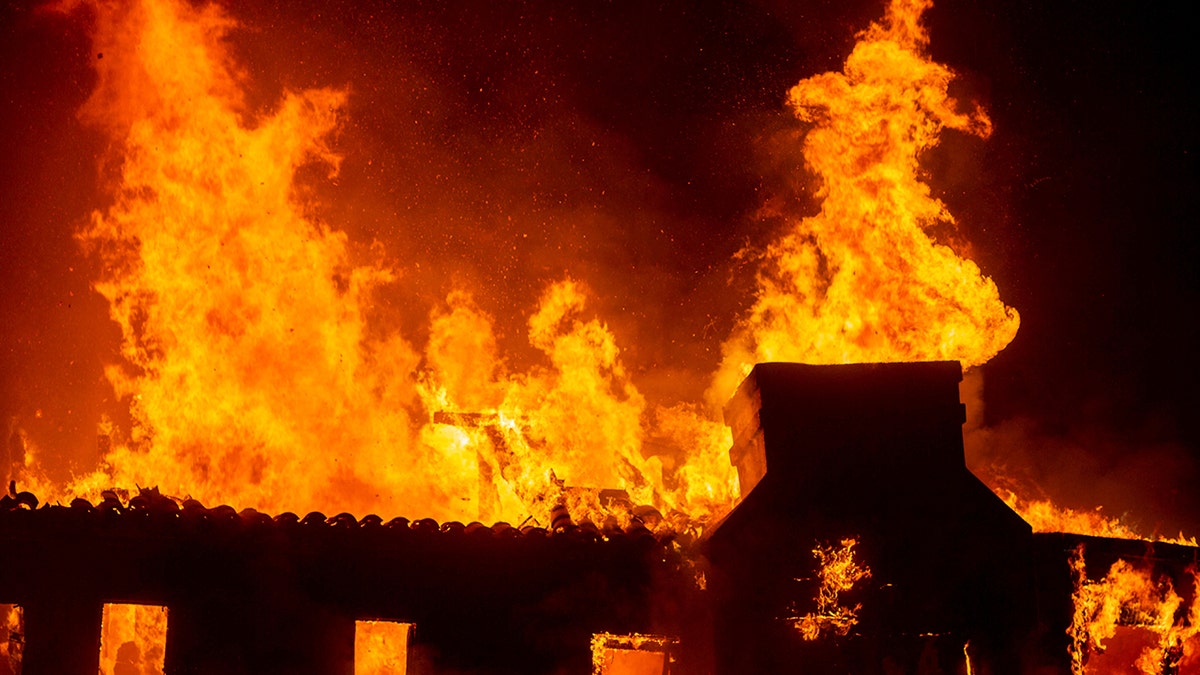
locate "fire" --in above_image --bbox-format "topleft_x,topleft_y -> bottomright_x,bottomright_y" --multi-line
793,537 -> 872,641
1068,546 -> 1200,674
28,0 -> 1134,562
99,603 -> 168,675
62,0 -> 429,517
419,281 -> 658,526
712,0 -> 1019,401
1,605 -> 21,675
10,2 -> 1200,671
590,633 -> 675,675
1001,489 -> 1199,547
25,0 -> 737,528
355,621 -> 411,675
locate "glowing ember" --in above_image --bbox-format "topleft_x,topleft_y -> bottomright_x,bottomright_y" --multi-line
1068,546 -> 1200,675
792,537 -> 871,641
99,603 -> 168,675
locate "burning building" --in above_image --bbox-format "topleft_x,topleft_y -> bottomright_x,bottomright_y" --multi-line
4,360 -> 1199,673
3,0 -> 1199,672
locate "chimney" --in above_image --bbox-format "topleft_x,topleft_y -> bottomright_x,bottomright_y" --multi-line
705,361 -> 1034,674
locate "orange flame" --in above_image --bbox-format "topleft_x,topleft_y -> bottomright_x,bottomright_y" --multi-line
17,0 -> 1034,533
37,0 -> 736,527
64,0 -> 433,517
1001,490 -> 1198,547
793,537 -> 871,641
713,0 -> 1018,400
590,633 -> 675,675
355,621 -> 411,675
1,604 -> 22,675
418,281 -> 668,526
99,603 -> 168,675
1068,546 -> 1200,674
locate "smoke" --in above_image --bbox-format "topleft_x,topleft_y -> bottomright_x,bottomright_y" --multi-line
228,0 -> 810,395
963,370 -> 1200,540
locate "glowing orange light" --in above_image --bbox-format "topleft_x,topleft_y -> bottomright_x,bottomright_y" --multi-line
792,537 -> 871,641
712,0 -> 1018,401
355,620 -> 411,675
99,603 -> 168,675
1068,546 -> 1200,674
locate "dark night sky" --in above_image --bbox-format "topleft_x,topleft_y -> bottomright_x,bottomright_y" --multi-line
1,0 -> 1198,531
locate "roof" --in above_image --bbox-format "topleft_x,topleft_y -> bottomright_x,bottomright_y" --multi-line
0,486 -> 672,544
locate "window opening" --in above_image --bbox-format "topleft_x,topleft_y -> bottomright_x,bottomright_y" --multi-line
99,603 -> 167,675
355,620 -> 412,675
591,633 -> 676,675
0,604 -> 22,675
